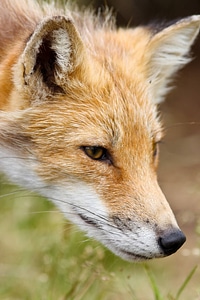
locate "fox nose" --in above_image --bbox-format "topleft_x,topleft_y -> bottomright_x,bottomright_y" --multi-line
158,229 -> 186,256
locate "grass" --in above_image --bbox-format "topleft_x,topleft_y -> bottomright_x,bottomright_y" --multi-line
0,181 -> 199,300
144,264 -> 198,300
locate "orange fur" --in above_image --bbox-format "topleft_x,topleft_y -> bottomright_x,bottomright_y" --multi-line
0,0 -> 199,260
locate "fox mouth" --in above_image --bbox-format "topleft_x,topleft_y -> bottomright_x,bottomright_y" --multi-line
76,211 -> 184,261
119,249 -> 153,260
77,212 -> 158,260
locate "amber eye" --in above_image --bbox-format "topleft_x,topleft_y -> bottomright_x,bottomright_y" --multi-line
82,146 -> 109,161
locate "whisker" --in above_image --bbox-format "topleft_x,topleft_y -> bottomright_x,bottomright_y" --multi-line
0,182 -> 121,233
0,156 -> 37,161
0,189 -> 29,199
49,196 -> 120,230
165,121 -> 200,129
48,195 -> 110,220
0,187 -> 119,232
29,210 -> 59,214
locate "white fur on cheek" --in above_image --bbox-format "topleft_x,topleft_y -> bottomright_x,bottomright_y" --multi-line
0,147 -> 43,189
42,181 -> 109,235
42,182 -> 161,261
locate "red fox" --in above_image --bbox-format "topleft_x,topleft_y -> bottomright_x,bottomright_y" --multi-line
0,0 -> 199,261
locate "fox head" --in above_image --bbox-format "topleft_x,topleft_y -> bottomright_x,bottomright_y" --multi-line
0,12 -> 199,260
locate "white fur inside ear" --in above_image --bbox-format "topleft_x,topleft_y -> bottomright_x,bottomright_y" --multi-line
51,28 -> 72,73
148,16 -> 200,103
14,16 -> 81,91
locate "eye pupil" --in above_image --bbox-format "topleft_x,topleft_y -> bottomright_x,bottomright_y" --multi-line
83,146 -> 107,160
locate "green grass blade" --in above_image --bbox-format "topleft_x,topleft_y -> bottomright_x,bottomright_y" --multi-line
175,265 -> 197,300
144,264 -> 163,300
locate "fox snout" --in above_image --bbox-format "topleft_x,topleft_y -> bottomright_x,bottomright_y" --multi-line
66,174 -> 187,261
109,211 -> 186,261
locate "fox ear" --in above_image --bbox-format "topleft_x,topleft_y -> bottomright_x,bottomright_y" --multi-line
16,16 -> 84,94
147,16 -> 200,103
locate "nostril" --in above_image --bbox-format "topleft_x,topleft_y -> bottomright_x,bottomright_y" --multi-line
158,229 -> 186,256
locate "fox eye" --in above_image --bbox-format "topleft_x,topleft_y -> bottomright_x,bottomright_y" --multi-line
82,146 -> 109,161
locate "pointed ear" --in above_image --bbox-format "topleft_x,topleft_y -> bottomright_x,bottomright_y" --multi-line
146,16 -> 200,103
16,16 -> 85,94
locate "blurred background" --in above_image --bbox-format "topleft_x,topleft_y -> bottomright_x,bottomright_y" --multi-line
0,0 -> 200,299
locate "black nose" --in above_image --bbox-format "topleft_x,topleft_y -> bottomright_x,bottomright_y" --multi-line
158,229 -> 186,256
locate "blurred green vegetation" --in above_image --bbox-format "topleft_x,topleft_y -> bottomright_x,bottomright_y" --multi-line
0,181 -> 199,300
0,182 -> 146,300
